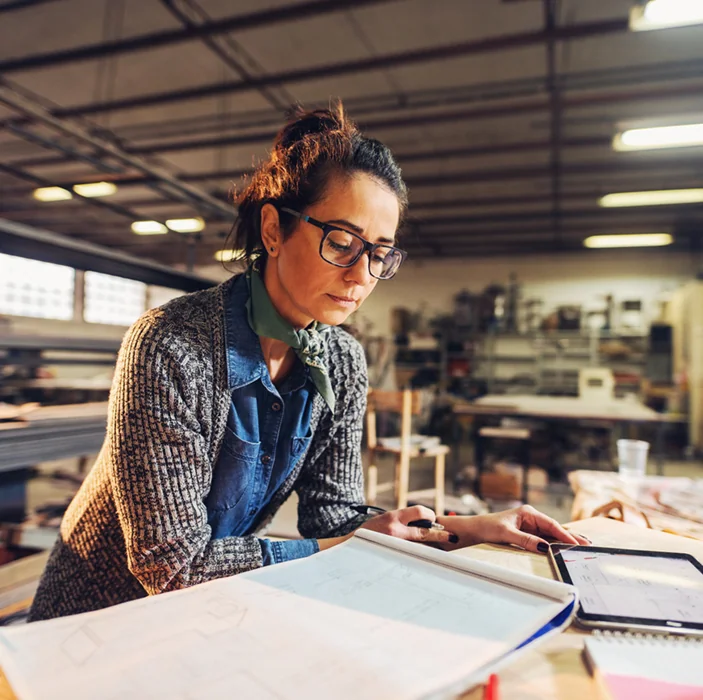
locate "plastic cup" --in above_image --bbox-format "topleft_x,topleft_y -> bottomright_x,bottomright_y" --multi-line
617,439 -> 649,479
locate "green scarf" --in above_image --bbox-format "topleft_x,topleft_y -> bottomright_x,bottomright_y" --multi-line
245,264 -> 335,413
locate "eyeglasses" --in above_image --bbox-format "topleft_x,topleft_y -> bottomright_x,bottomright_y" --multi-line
280,207 -> 407,280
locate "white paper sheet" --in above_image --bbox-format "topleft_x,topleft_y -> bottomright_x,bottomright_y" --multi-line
0,535 -> 574,700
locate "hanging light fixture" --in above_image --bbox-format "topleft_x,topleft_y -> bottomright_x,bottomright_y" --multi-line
630,0 -> 703,31
165,217 -> 205,233
73,182 -> 118,198
32,186 -> 73,202
584,233 -> 673,248
614,122 -> 703,151
131,221 -> 168,235
598,189 -> 703,208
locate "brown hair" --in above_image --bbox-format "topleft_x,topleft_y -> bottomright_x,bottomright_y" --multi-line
229,101 -> 408,262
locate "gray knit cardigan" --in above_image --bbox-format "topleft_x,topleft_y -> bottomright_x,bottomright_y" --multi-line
29,276 -> 369,621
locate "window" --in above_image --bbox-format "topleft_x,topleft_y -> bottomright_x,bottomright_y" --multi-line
0,253 -> 74,320
84,271 -> 147,326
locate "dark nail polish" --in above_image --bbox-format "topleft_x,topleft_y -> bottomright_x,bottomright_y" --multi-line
449,534 -> 459,544
537,542 -> 549,553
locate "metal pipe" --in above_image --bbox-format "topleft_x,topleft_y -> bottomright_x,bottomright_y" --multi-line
159,0 -> 293,112
69,78 -> 703,152
0,0 -> 61,14
6,134 -> 682,199
47,18 -> 629,118
0,162 -> 145,223
42,53 -> 699,147
407,206 -> 699,229
5,122 -> 124,173
0,81 -> 234,221
402,158 -> 703,188
0,0 -> 398,73
8,72 -> 701,168
545,0 -> 562,243
406,218 -> 698,244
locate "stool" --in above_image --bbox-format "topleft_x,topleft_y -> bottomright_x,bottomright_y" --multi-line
475,426 -> 531,504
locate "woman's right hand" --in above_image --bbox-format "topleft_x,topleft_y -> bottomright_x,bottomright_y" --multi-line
360,505 -> 458,546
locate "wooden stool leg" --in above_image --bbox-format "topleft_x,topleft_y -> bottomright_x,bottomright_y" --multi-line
521,441 -> 530,504
367,465 -> 378,505
397,452 -> 410,510
434,453 -> 445,516
475,433 -> 485,498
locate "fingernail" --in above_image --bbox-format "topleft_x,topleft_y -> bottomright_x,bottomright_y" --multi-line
537,542 -> 549,553
449,534 -> 459,544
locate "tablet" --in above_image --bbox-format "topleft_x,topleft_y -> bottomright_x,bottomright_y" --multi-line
550,545 -> 703,634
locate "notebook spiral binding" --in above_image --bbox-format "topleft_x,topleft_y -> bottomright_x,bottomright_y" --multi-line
593,629 -> 703,645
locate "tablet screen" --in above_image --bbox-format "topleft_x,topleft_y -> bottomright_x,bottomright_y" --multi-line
556,548 -> 703,625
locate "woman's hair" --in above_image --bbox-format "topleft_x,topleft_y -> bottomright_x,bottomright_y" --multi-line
229,102 -> 408,263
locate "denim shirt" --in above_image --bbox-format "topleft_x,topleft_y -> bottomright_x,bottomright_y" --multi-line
204,275 -> 319,565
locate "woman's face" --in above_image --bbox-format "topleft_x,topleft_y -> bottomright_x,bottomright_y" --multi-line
261,172 -> 401,328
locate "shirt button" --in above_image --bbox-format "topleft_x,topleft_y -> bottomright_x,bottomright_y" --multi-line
262,455 -> 271,464
272,402 -> 282,412
249,508 -> 257,516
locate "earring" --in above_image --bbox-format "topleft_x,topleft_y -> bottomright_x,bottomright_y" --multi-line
269,246 -> 275,252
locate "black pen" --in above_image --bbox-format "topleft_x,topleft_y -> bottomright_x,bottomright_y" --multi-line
351,506 -> 445,531
351,504 -> 387,516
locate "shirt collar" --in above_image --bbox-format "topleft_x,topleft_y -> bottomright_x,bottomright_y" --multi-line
224,274 -> 310,394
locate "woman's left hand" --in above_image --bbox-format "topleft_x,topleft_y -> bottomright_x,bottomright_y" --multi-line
435,505 -> 591,553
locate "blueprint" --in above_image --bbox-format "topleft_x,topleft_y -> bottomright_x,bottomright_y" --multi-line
0,532 -> 574,700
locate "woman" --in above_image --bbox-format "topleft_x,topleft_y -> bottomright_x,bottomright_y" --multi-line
29,104 -> 585,621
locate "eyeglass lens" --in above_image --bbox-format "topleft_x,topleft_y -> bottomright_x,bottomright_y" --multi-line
322,228 -> 402,279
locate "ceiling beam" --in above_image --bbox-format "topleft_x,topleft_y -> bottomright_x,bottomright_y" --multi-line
49,54 -> 701,146
0,82 -> 235,222
401,158 -> 703,188
407,207 -> 702,229
0,0 -> 398,73
8,72 -> 702,169
159,0 -> 294,112
36,17 -> 629,119
544,0 -> 563,243
0,0 -> 60,14
0,217 -> 215,291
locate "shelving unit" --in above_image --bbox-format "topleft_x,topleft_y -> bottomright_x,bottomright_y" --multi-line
0,334 -> 121,404
396,329 -> 649,397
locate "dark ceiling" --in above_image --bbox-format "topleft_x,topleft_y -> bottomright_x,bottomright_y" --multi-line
0,0 -> 702,268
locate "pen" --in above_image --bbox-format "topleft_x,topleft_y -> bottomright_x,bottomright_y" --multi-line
351,504 -> 388,516
407,518 -> 445,531
351,506 -> 445,531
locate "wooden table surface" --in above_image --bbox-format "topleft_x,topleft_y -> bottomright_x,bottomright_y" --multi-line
1,518 -> 701,699
458,517 -> 703,700
454,394 -> 669,423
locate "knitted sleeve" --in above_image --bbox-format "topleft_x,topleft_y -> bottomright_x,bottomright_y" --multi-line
107,312 -> 264,595
295,333 -> 370,538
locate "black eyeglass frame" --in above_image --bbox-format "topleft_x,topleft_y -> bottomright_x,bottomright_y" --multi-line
279,206 -> 407,280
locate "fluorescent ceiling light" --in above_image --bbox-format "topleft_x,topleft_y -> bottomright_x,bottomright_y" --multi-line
630,0 -> 703,31
598,189 -> 703,207
73,181 -> 118,198
131,220 -> 168,235
165,217 -> 205,233
214,249 -> 244,262
32,186 -> 73,202
584,233 -> 673,248
614,122 -> 703,151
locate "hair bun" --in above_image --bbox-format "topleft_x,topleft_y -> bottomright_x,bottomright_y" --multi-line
276,104 -> 356,150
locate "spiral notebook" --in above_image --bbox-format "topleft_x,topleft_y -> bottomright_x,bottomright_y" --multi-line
584,633 -> 703,700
